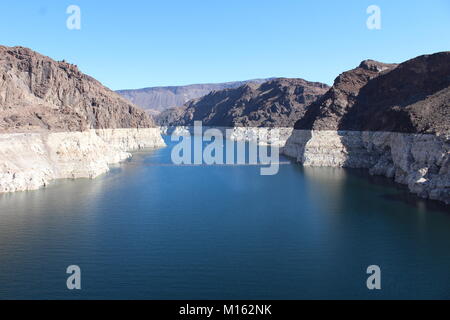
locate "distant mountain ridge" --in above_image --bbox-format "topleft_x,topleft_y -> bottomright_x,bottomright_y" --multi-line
158,78 -> 330,127
117,79 -> 274,115
295,52 -> 450,134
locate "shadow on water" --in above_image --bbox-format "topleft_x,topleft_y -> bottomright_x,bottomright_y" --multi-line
348,168 -> 450,214
283,128 -> 449,215
289,161 -> 450,215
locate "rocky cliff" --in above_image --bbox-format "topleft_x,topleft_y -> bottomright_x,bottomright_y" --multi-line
159,78 -> 329,127
0,46 -> 155,132
0,128 -> 164,193
0,46 -> 165,192
295,53 -> 449,134
283,52 -> 450,204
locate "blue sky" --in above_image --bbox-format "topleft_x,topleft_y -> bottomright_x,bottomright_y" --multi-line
0,0 -> 449,90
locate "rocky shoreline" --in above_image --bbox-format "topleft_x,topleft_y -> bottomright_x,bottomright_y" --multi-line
160,125 -> 294,147
282,130 -> 449,205
0,46 -> 167,193
161,125 -> 449,205
0,128 -> 165,193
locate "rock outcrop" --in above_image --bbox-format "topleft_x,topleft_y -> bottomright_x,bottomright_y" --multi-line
0,128 -> 164,193
158,78 -> 329,128
283,52 -> 450,204
161,125 -> 294,147
283,130 -> 449,204
0,45 -> 155,132
157,106 -> 187,127
295,53 -> 449,134
0,45 -> 165,192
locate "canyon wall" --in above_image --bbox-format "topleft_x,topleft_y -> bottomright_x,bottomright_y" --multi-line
283,53 -> 449,205
282,130 -> 449,204
0,128 -> 165,193
157,78 -> 329,128
0,45 -> 167,193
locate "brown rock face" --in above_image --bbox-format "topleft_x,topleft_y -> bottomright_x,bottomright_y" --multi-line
117,79 -> 272,114
159,78 -> 329,127
295,52 -> 450,134
156,106 -> 187,126
0,46 -> 154,132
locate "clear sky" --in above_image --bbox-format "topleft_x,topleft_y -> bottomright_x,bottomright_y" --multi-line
0,0 -> 449,90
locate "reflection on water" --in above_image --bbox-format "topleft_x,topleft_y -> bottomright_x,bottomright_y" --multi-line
0,138 -> 449,299
303,166 -> 348,213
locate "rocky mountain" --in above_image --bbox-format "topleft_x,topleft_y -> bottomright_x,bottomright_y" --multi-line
0,46 -> 155,133
0,45 -> 164,193
295,52 -> 450,134
117,79 -> 272,115
283,52 -> 450,204
158,78 -> 330,127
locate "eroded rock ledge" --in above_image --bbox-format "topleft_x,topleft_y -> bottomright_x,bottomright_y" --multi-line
0,128 -> 165,193
282,130 -> 449,205
160,126 -> 294,147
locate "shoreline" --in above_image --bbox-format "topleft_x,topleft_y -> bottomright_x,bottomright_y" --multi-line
0,128 -> 166,193
161,126 -> 449,205
1,125 -> 448,205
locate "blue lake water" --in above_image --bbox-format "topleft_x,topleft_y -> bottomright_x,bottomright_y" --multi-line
0,136 -> 449,300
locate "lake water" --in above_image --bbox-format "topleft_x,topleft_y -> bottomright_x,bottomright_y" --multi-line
0,136 -> 449,300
